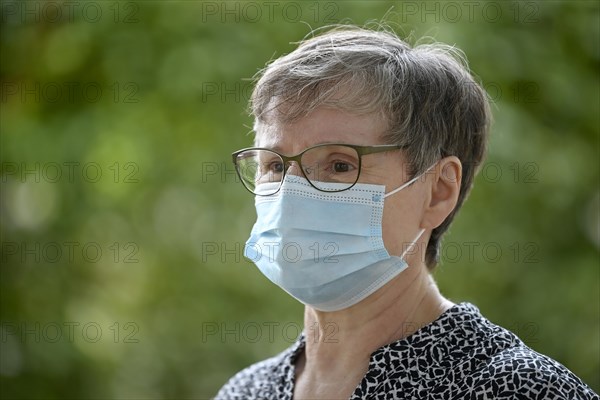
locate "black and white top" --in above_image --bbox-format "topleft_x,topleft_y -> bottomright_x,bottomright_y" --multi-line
215,303 -> 598,399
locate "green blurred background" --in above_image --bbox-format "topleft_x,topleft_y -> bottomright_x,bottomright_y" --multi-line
1,0 -> 598,398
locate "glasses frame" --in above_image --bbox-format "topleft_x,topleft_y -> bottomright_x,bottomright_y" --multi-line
231,143 -> 407,196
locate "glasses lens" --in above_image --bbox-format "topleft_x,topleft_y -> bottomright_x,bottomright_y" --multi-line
301,145 -> 360,191
235,149 -> 283,195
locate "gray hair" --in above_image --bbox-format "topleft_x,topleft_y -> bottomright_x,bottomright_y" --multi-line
250,26 -> 492,270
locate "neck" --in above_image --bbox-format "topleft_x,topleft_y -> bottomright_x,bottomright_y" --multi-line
297,264 -> 453,378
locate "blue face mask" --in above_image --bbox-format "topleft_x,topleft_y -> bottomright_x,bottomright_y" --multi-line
244,172 -> 428,312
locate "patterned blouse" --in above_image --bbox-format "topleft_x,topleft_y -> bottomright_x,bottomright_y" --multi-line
215,303 -> 598,399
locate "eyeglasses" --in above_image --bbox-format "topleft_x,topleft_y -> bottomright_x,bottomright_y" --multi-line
231,143 -> 406,196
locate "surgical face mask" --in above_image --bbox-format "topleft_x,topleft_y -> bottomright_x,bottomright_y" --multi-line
244,171 -> 429,312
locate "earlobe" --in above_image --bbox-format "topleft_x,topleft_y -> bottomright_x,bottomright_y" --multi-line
420,157 -> 462,230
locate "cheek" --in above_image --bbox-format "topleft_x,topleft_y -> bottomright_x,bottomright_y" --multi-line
381,191 -> 425,256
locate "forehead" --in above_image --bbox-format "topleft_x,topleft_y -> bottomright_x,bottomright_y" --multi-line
254,107 -> 388,153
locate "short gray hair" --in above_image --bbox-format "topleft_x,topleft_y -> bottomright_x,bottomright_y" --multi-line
250,26 -> 491,270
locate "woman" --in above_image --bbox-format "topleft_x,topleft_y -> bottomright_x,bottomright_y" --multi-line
216,26 -> 598,399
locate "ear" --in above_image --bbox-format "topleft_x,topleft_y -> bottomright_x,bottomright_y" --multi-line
420,156 -> 462,230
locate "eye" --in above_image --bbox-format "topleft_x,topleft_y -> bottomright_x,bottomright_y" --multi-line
328,156 -> 357,174
269,161 -> 284,174
333,162 -> 351,173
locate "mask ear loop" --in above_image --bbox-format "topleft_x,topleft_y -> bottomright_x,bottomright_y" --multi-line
400,228 -> 426,260
383,162 -> 436,260
383,163 -> 437,198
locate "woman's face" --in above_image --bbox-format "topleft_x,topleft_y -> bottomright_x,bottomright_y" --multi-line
255,106 -> 430,262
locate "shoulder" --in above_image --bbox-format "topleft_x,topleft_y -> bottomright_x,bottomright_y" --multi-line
417,304 -> 598,399
471,344 -> 599,400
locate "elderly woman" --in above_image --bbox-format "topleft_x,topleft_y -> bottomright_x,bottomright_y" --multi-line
216,27 -> 597,399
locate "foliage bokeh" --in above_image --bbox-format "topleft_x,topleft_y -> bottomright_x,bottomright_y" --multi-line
1,1 -> 598,398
